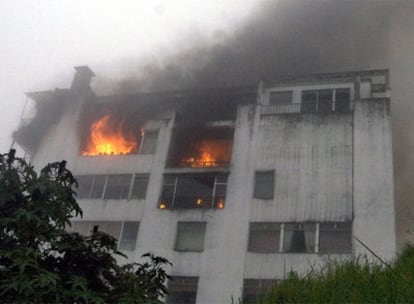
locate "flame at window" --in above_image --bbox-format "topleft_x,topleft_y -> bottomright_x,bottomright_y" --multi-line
82,115 -> 138,156
181,140 -> 232,168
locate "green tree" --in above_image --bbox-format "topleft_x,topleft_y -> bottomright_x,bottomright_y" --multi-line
0,150 -> 171,303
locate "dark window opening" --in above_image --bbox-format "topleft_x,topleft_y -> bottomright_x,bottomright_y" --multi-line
159,173 -> 228,209
317,89 -> 334,113
269,91 -> 293,105
167,276 -> 199,304
243,279 -> 277,304
301,90 -> 317,113
248,223 -> 280,253
335,88 -> 351,112
253,171 -> 275,200
175,222 -> 207,252
319,222 -> 352,254
283,223 -> 316,253
167,126 -> 233,168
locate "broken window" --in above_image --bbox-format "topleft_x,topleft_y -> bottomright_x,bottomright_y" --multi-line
269,91 -> 293,105
319,222 -> 352,254
167,126 -> 233,168
140,130 -> 158,154
103,174 -> 132,199
253,171 -> 275,200
166,276 -> 199,304
175,222 -> 207,252
283,223 -> 316,253
130,174 -> 149,199
248,223 -> 281,253
159,173 -> 228,209
119,221 -> 139,250
243,279 -> 277,304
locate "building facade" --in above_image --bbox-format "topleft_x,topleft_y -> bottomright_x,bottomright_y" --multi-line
13,67 -> 396,303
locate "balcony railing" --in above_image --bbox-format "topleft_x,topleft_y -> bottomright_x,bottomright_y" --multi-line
261,101 -> 351,115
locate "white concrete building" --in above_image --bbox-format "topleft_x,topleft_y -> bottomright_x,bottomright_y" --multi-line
13,67 -> 396,304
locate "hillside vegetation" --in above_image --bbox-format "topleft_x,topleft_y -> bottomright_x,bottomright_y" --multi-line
256,245 -> 414,303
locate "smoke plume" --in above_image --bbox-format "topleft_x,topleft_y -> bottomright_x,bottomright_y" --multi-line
99,0 -> 414,248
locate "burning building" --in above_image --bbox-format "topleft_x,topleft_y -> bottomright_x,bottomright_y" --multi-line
13,66 -> 396,304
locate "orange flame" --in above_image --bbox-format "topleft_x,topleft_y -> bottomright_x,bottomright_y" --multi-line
82,115 -> 137,156
181,140 -> 232,168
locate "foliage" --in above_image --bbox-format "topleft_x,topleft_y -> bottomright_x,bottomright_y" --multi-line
0,150 -> 171,303
253,245 -> 414,304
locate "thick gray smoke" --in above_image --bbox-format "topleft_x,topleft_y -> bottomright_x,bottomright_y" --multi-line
100,0 -> 414,248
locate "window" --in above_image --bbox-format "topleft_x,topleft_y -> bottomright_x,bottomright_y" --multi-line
319,222 -> 352,254
335,88 -> 351,112
167,126 -> 234,168
301,90 -> 317,113
248,223 -> 280,253
283,223 -> 316,253
68,221 -> 139,251
140,130 -> 158,154
131,174 -> 149,199
119,221 -> 139,250
243,279 -> 277,304
103,174 -> 132,199
75,173 -> 149,200
301,88 -> 350,113
253,171 -> 274,200
247,222 -> 352,255
269,91 -> 293,105
317,89 -> 334,112
159,173 -> 228,209
175,222 -> 207,252
167,276 -> 199,304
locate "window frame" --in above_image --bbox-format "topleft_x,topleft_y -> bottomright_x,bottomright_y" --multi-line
166,276 -> 199,304
159,173 -> 228,209
247,221 -> 353,255
75,173 -> 150,200
174,222 -> 207,252
253,170 -> 275,200
139,129 -> 159,154
248,223 -> 281,253
67,220 -> 139,251
301,88 -> 351,113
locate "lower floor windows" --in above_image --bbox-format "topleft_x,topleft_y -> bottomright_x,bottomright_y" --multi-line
248,221 -> 352,254
67,220 -> 139,251
166,276 -> 199,304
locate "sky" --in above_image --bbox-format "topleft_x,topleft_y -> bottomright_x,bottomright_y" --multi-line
0,0 -> 261,150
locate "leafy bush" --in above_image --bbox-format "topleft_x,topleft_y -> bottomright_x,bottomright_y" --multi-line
0,150 -> 171,303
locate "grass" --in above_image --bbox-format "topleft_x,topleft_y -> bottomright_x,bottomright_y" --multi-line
255,244 -> 414,303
